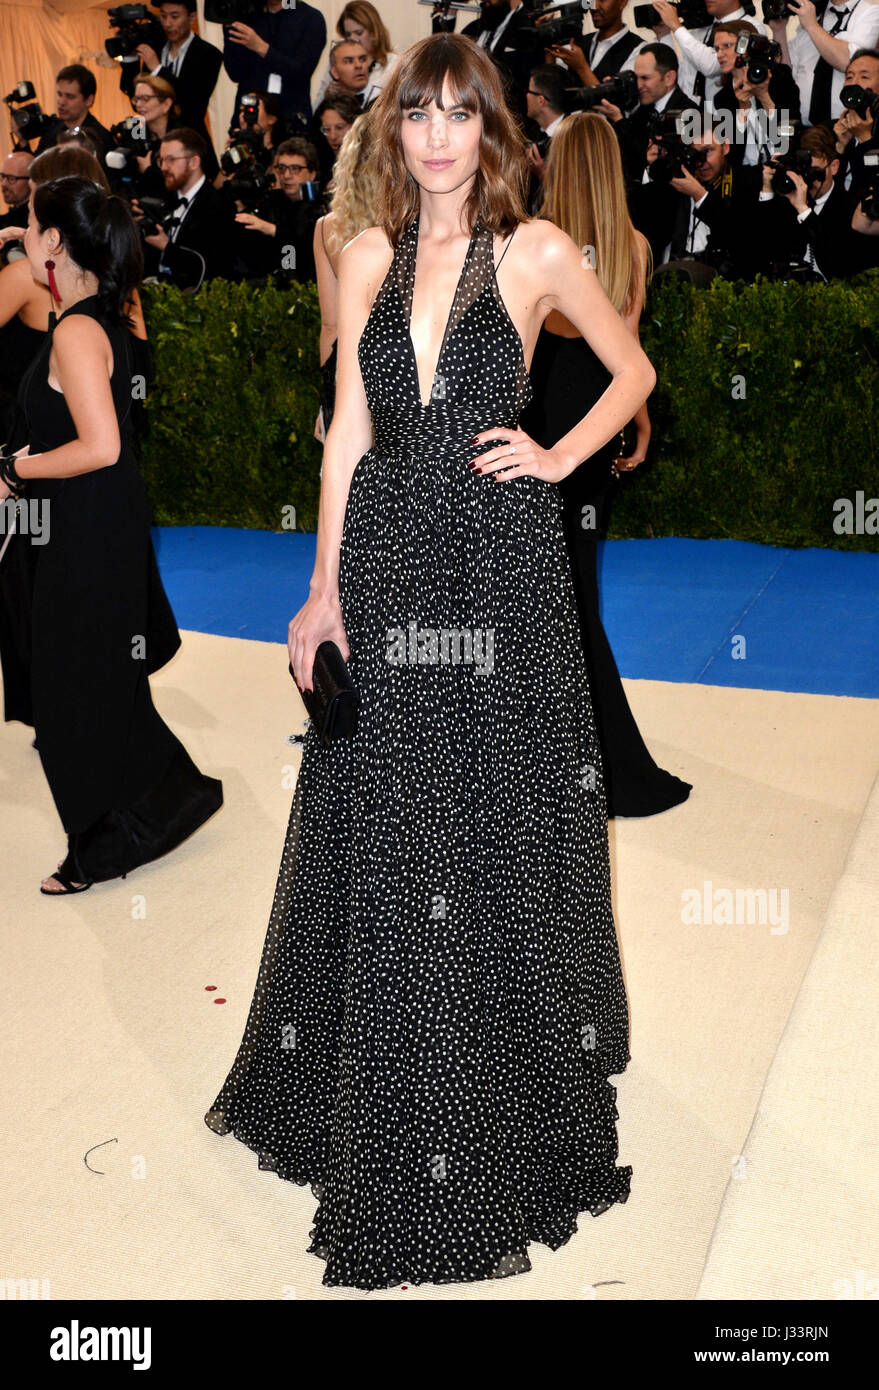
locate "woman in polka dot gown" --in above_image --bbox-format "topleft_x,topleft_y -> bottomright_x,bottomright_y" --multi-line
205,32 -> 656,1291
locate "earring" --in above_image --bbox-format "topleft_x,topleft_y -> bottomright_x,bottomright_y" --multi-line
44,258 -> 62,305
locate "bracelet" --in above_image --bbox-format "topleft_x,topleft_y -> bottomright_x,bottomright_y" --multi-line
0,450 -> 26,498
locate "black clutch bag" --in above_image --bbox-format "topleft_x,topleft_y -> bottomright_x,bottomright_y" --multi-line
289,640 -> 360,746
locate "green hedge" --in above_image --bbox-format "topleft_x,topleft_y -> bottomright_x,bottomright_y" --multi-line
136,272 -> 879,550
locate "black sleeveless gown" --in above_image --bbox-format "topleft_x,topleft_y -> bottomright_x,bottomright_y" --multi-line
521,328 -> 691,818
8,294 -> 223,883
206,216 -> 632,1290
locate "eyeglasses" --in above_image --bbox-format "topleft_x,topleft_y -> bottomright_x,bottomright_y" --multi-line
0,172 -> 30,182
276,161 -> 309,173
156,154 -> 190,166
526,88 -> 542,97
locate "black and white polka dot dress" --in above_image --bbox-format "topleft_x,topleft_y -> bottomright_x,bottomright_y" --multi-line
205,212 -> 632,1291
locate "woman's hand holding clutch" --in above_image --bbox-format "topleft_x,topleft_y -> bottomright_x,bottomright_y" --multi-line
288,593 -> 350,694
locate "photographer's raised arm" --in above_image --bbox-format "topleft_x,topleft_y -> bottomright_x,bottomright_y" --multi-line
11,316 -> 120,478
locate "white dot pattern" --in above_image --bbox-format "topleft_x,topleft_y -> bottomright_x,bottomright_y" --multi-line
205,213 -> 632,1291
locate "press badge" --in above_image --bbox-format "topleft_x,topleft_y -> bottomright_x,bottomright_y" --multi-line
267,73 -> 282,94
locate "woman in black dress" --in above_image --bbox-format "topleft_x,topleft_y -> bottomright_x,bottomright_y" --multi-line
0,146 -> 154,730
521,113 -> 691,818
206,33 -> 656,1290
0,176 -> 223,894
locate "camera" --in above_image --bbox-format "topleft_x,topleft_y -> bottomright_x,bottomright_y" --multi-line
3,79 -> 54,143
860,150 -> 879,221
761,0 -> 795,20
105,4 -> 165,60
519,2 -> 591,48
221,142 -> 274,208
566,69 -> 638,113
646,109 -> 706,183
134,193 -> 173,237
734,34 -> 780,86
839,83 -> 879,122
632,1 -> 711,30
764,148 -> 823,196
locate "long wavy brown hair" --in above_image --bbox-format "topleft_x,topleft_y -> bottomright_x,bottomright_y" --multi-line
541,111 -> 652,315
368,33 -> 530,244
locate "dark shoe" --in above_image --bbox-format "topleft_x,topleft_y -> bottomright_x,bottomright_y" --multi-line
40,866 -> 93,895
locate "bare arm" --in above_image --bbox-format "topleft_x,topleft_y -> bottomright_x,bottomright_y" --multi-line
0,259 -> 30,329
288,228 -> 380,690
313,214 -> 339,366
12,317 -> 120,480
476,222 -> 655,484
618,235 -> 651,468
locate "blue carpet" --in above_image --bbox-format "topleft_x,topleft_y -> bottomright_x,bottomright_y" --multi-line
151,527 -> 879,700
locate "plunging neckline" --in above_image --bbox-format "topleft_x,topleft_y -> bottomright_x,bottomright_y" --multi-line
403,213 -> 481,412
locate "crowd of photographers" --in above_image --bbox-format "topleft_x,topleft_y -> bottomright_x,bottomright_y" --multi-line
2,0 -> 879,292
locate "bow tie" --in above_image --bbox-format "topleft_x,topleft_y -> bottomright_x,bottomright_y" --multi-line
171,194 -> 188,210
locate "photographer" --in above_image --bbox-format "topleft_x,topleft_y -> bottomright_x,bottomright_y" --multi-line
124,74 -> 185,199
833,48 -> 879,193
634,118 -> 763,278
223,0 -> 327,130
120,1 -> 223,164
133,127 -> 235,287
545,0 -> 645,84
710,20 -> 802,163
232,137 -> 322,281
525,63 -> 571,183
651,1 -> 769,107
0,153 -> 32,236
120,1 -> 222,119
461,0 -> 545,116
755,122 -> 872,275
786,0 -> 879,126
600,43 -> 698,185
33,65 -> 114,163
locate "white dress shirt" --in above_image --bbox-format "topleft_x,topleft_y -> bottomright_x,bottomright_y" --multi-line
579,26 -> 646,75
168,173 -> 205,242
150,31 -> 195,79
673,9 -> 771,106
789,0 -> 879,125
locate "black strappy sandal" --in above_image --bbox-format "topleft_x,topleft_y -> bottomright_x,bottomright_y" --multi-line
40,846 -> 93,896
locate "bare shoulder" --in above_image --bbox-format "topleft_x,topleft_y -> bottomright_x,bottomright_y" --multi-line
51,312 -> 114,373
338,224 -> 394,278
507,217 -> 584,281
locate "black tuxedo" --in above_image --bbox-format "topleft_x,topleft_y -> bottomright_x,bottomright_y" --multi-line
34,112 -> 114,163
755,176 -> 878,277
0,203 -> 28,235
575,27 -> 643,80
120,35 -> 222,181
121,34 -> 222,127
232,189 -> 320,282
711,63 -> 802,167
634,163 -> 763,279
615,86 -> 699,187
461,7 -> 544,117
158,181 -> 236,289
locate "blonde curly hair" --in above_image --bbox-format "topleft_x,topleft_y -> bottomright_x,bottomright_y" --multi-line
322,109 -> 382,255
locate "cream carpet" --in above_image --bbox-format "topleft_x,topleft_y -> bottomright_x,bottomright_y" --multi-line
1,629 -> 877,1300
